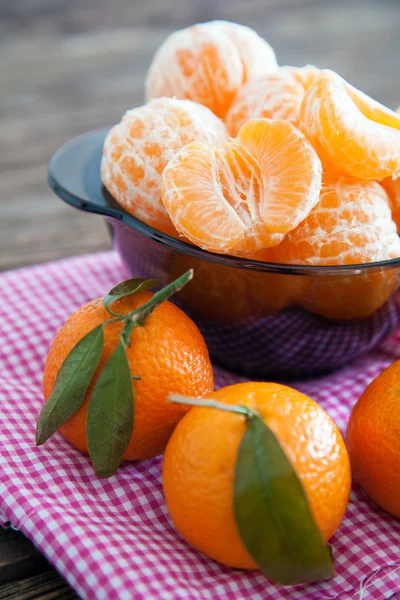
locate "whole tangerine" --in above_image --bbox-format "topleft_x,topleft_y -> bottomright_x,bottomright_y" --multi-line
42,291 -> 214,461
163,382 -> 351,570
346,360 -> 400,518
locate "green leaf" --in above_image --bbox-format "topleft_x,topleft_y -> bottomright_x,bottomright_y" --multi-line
234,414 -> 334,585
36,325 -> 104,446
86,343 -> 133,478
104,278 -> 160,316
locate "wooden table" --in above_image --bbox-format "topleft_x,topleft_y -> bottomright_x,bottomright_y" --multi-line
1,0 -> 400,597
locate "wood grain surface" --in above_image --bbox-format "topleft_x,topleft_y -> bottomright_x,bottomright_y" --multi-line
2,0 -> 400,272
1,1 -> 400,598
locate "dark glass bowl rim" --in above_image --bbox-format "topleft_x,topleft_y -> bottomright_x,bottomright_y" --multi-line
48,127 -> 400,278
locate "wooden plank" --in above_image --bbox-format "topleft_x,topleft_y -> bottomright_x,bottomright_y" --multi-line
0,528 -> 50,585
0,571 -> 78,600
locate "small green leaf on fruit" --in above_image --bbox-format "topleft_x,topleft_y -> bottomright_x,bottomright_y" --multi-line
234,414 -> 334,585
36,325 -> 104,446
86,343 -> 134,478
104,278 -> 160,316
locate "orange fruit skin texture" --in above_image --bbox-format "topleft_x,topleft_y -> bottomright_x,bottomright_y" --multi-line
101,97 -> 226,236
161,118 -> 322,256
146,21 -> 277,118
381,177 -> 400,233
226,65 -> 320,136
163,382 -> 351,570
42,292 -> 214,461
346,359 -> 400,518
299,69 -> 400,179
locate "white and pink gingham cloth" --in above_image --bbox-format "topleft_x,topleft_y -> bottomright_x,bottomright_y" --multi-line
1,251 -> 400,600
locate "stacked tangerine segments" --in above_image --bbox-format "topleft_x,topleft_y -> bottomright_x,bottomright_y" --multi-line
101,20 -> 400,318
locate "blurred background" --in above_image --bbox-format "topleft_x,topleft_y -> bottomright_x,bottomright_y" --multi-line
1,0 -> 400,272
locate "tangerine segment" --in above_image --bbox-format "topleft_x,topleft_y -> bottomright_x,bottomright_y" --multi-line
237,120 -> 322,233
162,119 -> 322,255
226,66 -> 321,137
346,86 -> 400,130
146,21 -> 277,118
381,177 -> 400,233
299,70 -> 400,179
276,175 -> 400,266
101,98 -> 226,236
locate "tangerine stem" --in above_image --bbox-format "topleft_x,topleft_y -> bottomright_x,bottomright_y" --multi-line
168,394 -> 254,418
121,317 -> 136,348
129,269 -> 193,325
102,316 -> 125,326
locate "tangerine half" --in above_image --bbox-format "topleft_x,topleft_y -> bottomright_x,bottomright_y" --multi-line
161,118 -> 322,256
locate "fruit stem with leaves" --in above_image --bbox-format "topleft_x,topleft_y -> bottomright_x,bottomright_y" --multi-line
36,269 -> 193,479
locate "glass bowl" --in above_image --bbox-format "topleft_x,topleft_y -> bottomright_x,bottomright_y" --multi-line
48,129 -> 400,380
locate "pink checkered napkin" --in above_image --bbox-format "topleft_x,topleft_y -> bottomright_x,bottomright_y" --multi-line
1,252 -> 400,600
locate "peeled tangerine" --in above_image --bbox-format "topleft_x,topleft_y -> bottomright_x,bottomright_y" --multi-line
275,175 -> 400,319
300,69 -> 400,180
161,118 -> 322,256
168,254 -> 304,324
146,21 -> 277,118
381,177 -> 400,232
226,65 -> 320,136
101,98 -> 226,236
